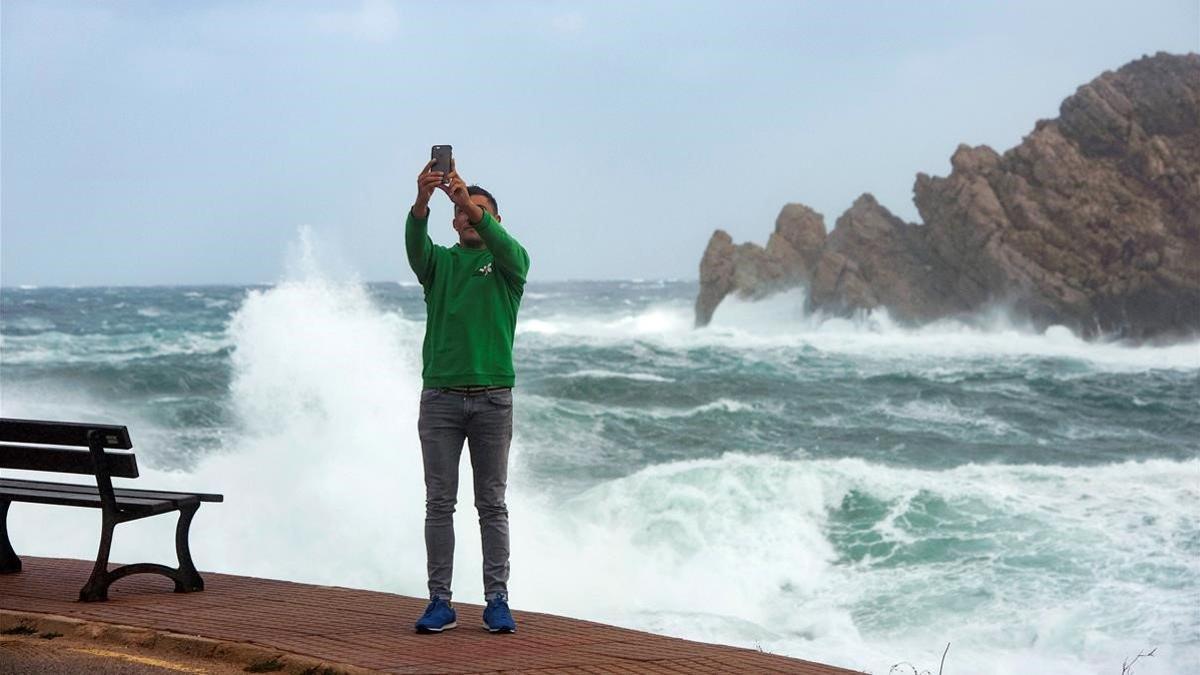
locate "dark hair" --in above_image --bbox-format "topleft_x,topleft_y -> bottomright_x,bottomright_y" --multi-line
467,185 -> 499,215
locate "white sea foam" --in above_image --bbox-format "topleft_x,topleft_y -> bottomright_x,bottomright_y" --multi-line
689,398 -> 755,415
537,395 -> 760,423
637,398 -> 758,419
520,305 -> 692,338
1,331 -> 231,364
520,290 -> 1200,372
563,369 -> 675,383
515,454 -> 1199,675
877,399 -> 1021,437
3,317 -> 56,333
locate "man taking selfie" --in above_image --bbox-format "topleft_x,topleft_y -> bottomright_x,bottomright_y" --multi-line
406,153 -> 529,634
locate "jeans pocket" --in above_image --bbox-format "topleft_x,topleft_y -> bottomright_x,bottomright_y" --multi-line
420,388 -> 443,403
486,389 -> 513,407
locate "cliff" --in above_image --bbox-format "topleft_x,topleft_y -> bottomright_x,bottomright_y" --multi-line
695,52 -> 1200,340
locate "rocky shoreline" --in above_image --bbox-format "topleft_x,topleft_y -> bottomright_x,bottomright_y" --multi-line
695,52 -> 1200,341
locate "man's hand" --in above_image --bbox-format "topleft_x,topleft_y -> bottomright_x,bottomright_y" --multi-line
412,159 -> 445,219
439,161 -> 484,224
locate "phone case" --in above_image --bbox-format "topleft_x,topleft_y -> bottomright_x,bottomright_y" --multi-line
431,145 -> 453,175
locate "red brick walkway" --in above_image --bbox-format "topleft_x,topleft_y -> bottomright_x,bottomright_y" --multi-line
0,557 -> 858,674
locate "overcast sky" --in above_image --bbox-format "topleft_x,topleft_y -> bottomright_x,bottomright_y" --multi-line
2,0 -> 1196,286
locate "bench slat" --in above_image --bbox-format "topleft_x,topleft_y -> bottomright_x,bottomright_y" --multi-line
0,478 -> 222,504
0,444 -> 139,478
0,418 -> 132,449
0,487 -> 179,515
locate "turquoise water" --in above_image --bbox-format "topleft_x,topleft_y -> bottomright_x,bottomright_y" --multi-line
2,274 -> 1197,674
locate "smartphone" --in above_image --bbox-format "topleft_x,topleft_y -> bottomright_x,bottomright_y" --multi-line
431,145 -> 453,177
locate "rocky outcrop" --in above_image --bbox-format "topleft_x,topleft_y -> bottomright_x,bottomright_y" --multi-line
807,194 -> 971,322
694,204 -> 826,327
695,52 -> 1200,340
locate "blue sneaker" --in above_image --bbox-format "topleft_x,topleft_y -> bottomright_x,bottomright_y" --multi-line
415,597 -> 457,633
483,593 -> 516,633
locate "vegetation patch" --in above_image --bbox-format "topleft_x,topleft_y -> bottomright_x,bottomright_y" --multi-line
245,656 -> 286,673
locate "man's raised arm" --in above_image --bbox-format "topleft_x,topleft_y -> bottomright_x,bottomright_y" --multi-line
407,161 -> 445,284
472,211 -> 530,286
440,166 -> 530,287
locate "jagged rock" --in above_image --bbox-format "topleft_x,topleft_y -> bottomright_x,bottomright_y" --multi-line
695,52 -> 1200,340
694,204 -> 827,327
808,194 -> 969,321
767,203 -> 827,270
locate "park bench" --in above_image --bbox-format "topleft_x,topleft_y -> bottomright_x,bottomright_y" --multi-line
0,418 -> 223,601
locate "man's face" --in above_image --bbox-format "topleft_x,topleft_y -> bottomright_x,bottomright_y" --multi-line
453,195 -> 498,247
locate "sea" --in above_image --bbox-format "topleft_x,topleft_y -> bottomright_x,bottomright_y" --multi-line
2,242 -> 1197,675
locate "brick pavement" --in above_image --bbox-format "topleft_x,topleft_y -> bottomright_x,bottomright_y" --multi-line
0,557 -> 859,674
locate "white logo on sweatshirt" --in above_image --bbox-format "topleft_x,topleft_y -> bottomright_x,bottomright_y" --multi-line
476,262 -> 493,277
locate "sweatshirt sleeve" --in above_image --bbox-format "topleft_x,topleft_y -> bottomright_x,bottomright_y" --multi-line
474,210 -> 530,287
405,210 -> 438,285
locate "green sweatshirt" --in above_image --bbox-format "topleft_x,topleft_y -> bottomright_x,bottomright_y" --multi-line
405,209 -> 530,388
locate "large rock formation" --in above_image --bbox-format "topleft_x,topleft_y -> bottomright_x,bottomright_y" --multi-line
695,52 -> 1200,340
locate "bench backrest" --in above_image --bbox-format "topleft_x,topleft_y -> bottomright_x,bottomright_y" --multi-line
0,418 -> 139,479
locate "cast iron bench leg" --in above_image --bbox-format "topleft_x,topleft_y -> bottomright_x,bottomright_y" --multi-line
80,512 -> 117,601
173,501 -> 204,592
79,503 -> 205,602
0,501 -> 20,573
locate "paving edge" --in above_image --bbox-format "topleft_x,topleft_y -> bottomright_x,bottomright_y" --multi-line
0,609 -> 382,675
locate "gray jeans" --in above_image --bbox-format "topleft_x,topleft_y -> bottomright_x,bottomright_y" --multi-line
417,387 -> 512,601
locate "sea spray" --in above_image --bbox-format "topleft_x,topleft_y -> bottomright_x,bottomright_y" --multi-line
7,271 -> 433,591
512,454 -> 1199,674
